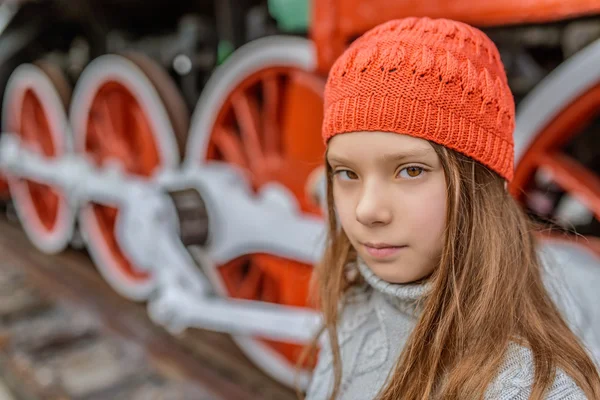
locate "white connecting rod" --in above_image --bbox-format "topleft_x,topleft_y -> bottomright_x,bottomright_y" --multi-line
0,133 -> 152,206
0,132 -> 325,340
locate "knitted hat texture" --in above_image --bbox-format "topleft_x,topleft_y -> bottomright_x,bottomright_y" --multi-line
322,17 -> 515,181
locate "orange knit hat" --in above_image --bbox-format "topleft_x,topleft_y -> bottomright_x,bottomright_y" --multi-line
322,17 -> 515,181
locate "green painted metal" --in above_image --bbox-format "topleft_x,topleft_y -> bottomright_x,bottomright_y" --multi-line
268,0 -> 309,32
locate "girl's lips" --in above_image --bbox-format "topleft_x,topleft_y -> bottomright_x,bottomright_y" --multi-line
363,244 -> 406,258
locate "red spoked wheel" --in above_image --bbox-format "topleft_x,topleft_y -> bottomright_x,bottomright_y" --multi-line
185,36 -> 325,388
509,38 -> 600,367
70,53 -> 188,301
511,38 -> 600,256
1,61 -> 75,253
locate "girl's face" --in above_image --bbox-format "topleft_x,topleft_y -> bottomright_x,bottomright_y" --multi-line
327,131 -> 447,284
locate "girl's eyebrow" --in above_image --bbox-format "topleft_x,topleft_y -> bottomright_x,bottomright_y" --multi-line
379,148 -> 433,163
327,148 -> 433,165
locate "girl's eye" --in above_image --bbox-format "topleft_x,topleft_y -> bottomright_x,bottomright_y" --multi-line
398,166 -> 424,179
335,170 -> 358,180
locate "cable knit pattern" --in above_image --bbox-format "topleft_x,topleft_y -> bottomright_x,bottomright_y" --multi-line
321,17 -> 515,181
356,259 -> 431,315
305,258 -> 589,400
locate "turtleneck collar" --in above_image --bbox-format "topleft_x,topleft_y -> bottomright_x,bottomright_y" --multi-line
356,258 -> 432,315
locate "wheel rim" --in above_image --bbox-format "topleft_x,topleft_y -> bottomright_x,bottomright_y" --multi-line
511,39 -> 600,256
186,37 -> 324,387
1,62 -> 74,253
71,54 -> 187,300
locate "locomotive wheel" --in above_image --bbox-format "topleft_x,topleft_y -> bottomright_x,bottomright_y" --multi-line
70,53 -> 189,301
511,37 -> 600,255
1,61 -> 75,253
185,36 -> 325,388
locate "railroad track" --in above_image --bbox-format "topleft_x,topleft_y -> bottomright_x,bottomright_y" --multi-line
0,210 -> 300,400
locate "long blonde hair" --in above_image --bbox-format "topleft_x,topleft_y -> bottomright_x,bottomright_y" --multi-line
302,143 -> 600,399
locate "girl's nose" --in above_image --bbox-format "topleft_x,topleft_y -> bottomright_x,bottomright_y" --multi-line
355,185 -> 393,227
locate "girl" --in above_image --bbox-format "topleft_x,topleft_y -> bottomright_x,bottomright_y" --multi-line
304,17 -> 600,400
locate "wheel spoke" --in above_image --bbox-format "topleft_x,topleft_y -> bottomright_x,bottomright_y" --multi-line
237,264 -> 263,300
107,89 -> 126,137
289,70 -> 326,97
21,97 -> 42,153
537,152 -> 600,220
91,109 -> 115,157
96,100 -> 134,169
28,181 -> 57,228
86,132 -> 109,163
212,126 -> 248,169
277,71 -> 325,162
21,114 -> 38,150
220,259 -> 247,293
95,205 -> 117,238
231,92 -> 266,173
33,102 -> 54,157
38,184 -> 57,214
103,206 -> 118,223
260,274 -> 279,303
99,98 -> 128,152
262,73 -> 280,157
131,105 -> 159,175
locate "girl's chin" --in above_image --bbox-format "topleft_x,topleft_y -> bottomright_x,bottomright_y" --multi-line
364,259 -> 431,284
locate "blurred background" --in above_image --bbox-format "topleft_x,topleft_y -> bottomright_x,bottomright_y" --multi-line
0,0 -> 598,399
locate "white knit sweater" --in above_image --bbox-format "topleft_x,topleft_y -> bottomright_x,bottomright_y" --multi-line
305,252 -> 595,400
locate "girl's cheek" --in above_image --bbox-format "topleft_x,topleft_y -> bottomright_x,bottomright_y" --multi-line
332,185 -> 353,226
404,177 -> 447,250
